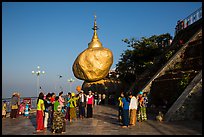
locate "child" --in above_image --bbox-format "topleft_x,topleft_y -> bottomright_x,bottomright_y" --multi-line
2,100 -> 7,118
19,102 -> 25,115
24,101 -> 29,118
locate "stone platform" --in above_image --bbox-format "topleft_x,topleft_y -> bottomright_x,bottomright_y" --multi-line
2,105 -> 202,135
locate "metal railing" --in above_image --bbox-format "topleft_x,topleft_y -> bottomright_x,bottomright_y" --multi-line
175,7 -> 202,35
2,95 -> 68,112
2,97 -> 38,112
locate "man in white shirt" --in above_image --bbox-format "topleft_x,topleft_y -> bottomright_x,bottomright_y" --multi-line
78,90 -> 86,119
129,92 -> 138,126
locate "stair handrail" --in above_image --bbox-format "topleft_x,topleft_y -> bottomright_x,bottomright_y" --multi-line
175,7 -> 202,35
164,70 -> 202,121
140,28 -> 202,94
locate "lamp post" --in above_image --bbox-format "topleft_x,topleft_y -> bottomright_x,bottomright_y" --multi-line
67,78 -> 75,92
55,75 -> 63,92
32,66 -> 45,97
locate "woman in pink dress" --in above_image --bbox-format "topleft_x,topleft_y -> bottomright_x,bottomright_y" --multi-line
58,91 -> 65,107
86,91 -> 94,118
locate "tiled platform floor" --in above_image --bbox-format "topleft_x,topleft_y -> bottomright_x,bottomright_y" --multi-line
2,105 -> 202,135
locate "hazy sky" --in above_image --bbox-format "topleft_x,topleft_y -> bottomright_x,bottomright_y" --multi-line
2,2 -> 202,98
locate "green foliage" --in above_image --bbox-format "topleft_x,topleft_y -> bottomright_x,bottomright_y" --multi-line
179,73 -> 190,91
116,33 -> 172,84
165,50 -> 174,60
174,62 -> 182,70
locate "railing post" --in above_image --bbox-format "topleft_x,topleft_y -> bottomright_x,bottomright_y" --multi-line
175,7 -> 202,36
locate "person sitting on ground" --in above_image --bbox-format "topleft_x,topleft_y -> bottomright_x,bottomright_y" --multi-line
156,111 -> 164,122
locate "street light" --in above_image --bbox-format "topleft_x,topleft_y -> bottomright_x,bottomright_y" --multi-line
67,78 -> 75,92
32,66 -> 45,97
55,75 -> 63,92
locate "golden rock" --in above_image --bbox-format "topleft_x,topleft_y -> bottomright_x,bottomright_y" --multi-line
72,15 -> 113,82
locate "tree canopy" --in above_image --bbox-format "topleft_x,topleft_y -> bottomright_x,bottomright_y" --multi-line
115,33 -> 172,85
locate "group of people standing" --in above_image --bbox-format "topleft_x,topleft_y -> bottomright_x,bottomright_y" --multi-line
35,87 -> 97,134
2,92 -> 32,119
175,9 -> 202,36
3,89 -> 148,132
118,91 -> 148,128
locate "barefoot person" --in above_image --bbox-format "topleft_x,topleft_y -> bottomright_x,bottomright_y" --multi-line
86,91 -> 94,118
78,90 -> 86,119
36,92 -> 45,133
121,92 -> 130,128
129,92 -> 138,126
10,93 -> 19,119
68,93 -> 77,122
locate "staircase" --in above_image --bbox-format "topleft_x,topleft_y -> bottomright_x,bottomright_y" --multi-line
164,70 -> 202,121
128,18 -> 202,122
148,30 -> 202,112
130,18 -> 202,93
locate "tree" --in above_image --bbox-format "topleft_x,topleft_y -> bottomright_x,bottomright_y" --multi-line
116,33 -> 172,86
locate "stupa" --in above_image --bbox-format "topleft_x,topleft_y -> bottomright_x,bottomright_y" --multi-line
72,15 -> 113,82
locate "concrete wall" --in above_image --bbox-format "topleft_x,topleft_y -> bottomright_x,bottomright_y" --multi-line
164,71 -> 202,121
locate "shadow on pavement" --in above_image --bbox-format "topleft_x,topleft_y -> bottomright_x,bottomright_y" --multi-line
29,113 -> 37,130
93,113 -> 120,126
